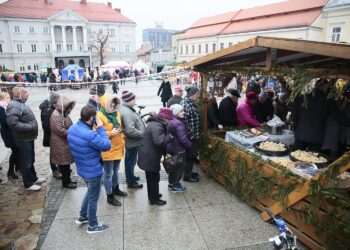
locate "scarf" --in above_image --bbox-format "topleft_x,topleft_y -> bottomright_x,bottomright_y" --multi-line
100,107 -> 120,128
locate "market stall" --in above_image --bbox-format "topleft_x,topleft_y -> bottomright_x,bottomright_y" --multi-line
187,36 -> 350,250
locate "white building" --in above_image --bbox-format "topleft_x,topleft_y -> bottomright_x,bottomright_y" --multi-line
0,0 -> 136,72
177,0 -> 329,63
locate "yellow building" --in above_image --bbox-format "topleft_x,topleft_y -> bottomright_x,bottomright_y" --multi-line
321,0 -> 350,43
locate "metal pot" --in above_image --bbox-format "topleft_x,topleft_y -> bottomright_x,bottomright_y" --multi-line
267,125 -> 284,135
285,123 -> 294,131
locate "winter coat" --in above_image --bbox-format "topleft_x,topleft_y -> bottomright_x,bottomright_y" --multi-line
6,97 -> 38,141
39,100 -> 55,147
237,99 -> 260,127
68,120 -> 111,179
167,116 -> 191,155
86,98 -> 100,111
293,89 -> 330,144
167,95 -> 182,108
137,115 -> 171,172
183,97 -> 200,139
96,95 -> 125,161
0,106 -> 16,148
157,81 -> 173,102
50,97 -> 74,165
208,100 -> 220,128
254,98 -> 274,123
219,96 -> 238,127
120,103 -> 145,148
274,99 -> 288,121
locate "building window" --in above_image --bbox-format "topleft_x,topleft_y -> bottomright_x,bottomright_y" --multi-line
0,44 -> 2,53
99,29 -> 103,35
79,44 -> 83,52
56,44 -> 62,52
43,27 -> 49,33
20,66 -> 25,71
0,65 -> 6,70
29,26 -> 35,33
45,44 -> 51,53
198,44 -> 201,54
212,43 -> 216,52
185,45 -> 188,54
220,43 -> 224,50
27,65 -> 31,71
180,46 -> 183,55
34,64 -> 39,71
14,26 -> 20,33
331,27 -> 341,42
66,44 -> 73,51
192,45 -> 195,54
229,42 -> 233,47
125,44 -> 130,52
112,47 -> 116,53
109,29 -> 114,36
17,44 -> 23,53
205,44 -> 208,53
31,44 -> 37,53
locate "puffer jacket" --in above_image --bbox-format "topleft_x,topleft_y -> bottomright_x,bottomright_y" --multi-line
0,106 -> 16,148
167,116 -> 191,155
68,120 -> 111,179
120,103 -> 145,148
50,97 -> 75,165
96,95 -> 125,161
237,99 -> 261,127
6,97 -> 38,141
138,114 -> 171,172
39,99 -> 55,147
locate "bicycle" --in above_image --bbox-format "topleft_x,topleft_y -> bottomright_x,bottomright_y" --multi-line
265,208 -> 299,250
136,105 -> 151,126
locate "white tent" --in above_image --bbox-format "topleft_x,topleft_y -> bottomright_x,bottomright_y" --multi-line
100,61 -> 130,74
133,60 -> 150,75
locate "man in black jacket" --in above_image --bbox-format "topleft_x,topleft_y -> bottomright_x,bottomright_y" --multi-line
39,92 -> 62,179
7,86 -> 45,191
167,86 -> 183,107
219,89 -> 240,127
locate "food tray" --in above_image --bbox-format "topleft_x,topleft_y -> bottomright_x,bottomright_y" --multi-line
253,141 -> 289,156
289,151 -> 329,169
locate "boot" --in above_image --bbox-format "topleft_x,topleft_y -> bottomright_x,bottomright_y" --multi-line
113,185 -> 128,197
107,194 -> 122,206
52,170 -> 62,179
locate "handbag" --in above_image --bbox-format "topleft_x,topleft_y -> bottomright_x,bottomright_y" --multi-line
163,152 -> 185,174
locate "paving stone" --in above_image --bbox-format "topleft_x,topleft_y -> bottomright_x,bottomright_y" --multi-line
14,234 -> 38,250
27,215 -> 42,224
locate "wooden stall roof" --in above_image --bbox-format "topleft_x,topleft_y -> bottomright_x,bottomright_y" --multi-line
187,36 -> 350,72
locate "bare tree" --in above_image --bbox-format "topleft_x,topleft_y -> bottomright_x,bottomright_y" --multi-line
89,30 -> 110,66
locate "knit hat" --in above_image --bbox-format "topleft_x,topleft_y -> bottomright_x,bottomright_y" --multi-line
122,91 -> 136,102
185,86 -> 199,97
227,88 -> 240,98
170,104 -> 183,116
158,107 -> 173,120
50,92 -> 60,104
175,86 -> 183,92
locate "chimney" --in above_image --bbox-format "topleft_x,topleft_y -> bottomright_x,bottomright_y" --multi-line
80,0 -> 86,4
107,2 -> 112,8
114,8 -> 121,13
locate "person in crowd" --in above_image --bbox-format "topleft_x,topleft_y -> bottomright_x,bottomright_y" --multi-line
167,86 -> 183,107
207,95 -> 223,129
293,79 -> 330,152
0,92 -> 18,180
96,82 -> 105,97
254,90 -> 275,123
246,79 -> 261,94
50,96 -> 76,189
1,73 -> 7,82
69,71 -> 76,83
226,74 -> 238,90
49,72 -> 56,83
112,81 -> 119,94
87,89 -> 100,111
39,92 -> 62,179
97,95 -> 127,206
167,104 -> 192,192
183,86 -> 200,182
157,77 -> 173,107
219,88 -> 240,127
274,93 -> 289,121
138,108 -> 172,205
68,106 -> 111,234
237,91 -> 263,127
120,91 -> 145,189
6,86 -> 45,191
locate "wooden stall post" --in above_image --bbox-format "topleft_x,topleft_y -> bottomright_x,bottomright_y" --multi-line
200,72 -> 208,133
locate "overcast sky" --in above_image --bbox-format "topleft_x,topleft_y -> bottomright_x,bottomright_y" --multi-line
89,0 -> 284,47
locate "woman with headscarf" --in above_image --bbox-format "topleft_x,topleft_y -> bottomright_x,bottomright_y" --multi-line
138,108 -> 173,205
97,95 -> 127,207
50,96 -> 76,188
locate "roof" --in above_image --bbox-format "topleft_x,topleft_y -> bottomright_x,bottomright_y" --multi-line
0,0 -> 135,23
180,0 -> 328,40
188,36 -> 350,78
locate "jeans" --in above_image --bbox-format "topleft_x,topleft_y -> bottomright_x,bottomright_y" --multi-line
125,147 -> 139,185
80,175 -> 102,227
145,171 -> 160,202
16,140 -> 38,188
103,160 -> 121,195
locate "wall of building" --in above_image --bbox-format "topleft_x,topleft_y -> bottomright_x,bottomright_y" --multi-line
321,5 -> 350,43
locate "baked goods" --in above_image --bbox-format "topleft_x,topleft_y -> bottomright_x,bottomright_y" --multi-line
250,128 -> 263,136
258,141 -> 287,152
290,150 -> 327,164
271,158 -> 293,168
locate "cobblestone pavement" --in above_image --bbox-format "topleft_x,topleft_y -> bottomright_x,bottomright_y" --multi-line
0,80 -> 165,249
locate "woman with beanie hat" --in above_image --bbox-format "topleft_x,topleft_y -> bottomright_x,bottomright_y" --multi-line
138,108 -> 172,205
237,91 -> 263,127
167,104 -> 192,192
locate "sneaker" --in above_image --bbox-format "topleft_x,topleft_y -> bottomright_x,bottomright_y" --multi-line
35,178 -> 46,184
87,223 -> 109,234
128,182 -> 143,189
171,185 -> 187,193
75,216 -> 89,225
26,184 -> 41,191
